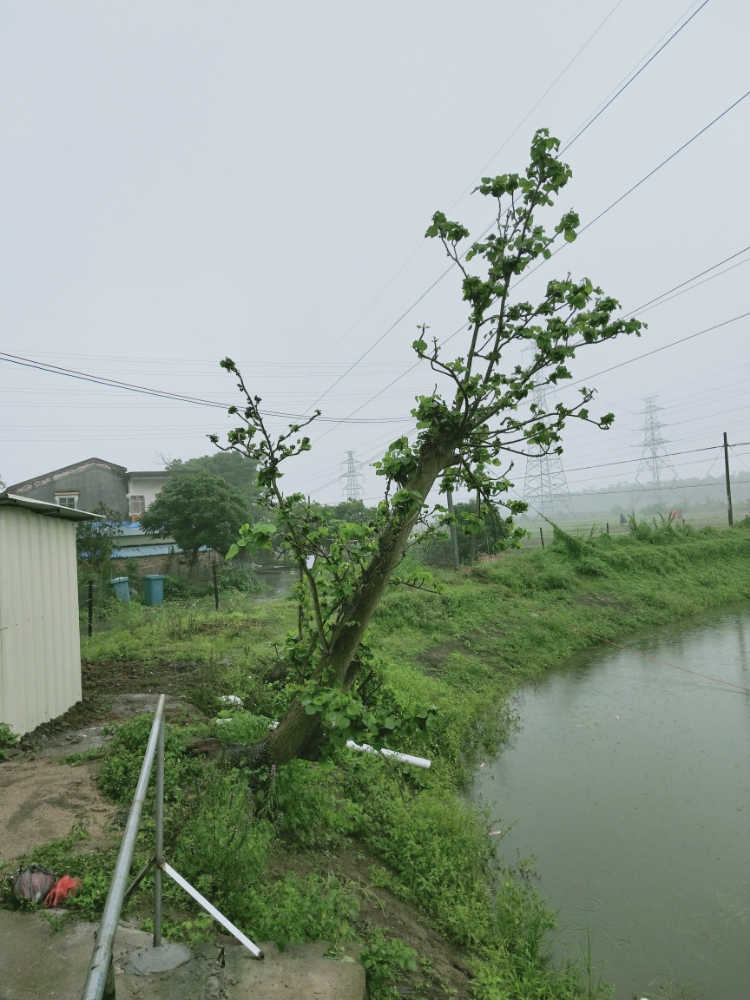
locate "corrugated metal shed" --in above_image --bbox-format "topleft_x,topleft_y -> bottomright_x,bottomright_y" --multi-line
0,492 -> 100,737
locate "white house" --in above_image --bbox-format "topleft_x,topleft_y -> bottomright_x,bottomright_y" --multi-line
126,469 -> 170,521
0,492 -> 100,737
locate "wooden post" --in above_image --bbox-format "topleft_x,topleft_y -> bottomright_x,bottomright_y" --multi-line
469,488 -> 479,565
446,489 -> 460,570
723,432 -> 734,526
88,579 -> 94,637
212,562 -> 219,611
539,527 -> 545,549
606,522 -> 609,534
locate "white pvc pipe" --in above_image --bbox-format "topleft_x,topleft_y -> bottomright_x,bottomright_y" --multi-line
267,722 -> 431,769
346,740 -> 431,769
162,862 -> 264,959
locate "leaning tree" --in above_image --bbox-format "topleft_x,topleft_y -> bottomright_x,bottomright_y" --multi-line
203,129 -> 643,768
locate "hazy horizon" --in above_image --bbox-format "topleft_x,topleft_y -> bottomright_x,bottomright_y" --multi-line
2,1 -> 748,507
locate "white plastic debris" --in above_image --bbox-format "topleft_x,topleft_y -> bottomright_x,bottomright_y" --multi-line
219,695 -> 244,708
265,722 -> 431,769
305,555 -> 315,569
346,740 -> 431,769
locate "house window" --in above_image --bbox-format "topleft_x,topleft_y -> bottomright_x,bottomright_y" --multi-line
129,495 -> 146,518
55,494 -> 78,509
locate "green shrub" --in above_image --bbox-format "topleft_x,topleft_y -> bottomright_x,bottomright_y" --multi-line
171,769 -> 359,947
163,574 -> 191,600
97,715 -> 203,804
0,722 -> 19,759
539,568 -> 573,590
268,759 -> 363,849
360,930 -> 418,999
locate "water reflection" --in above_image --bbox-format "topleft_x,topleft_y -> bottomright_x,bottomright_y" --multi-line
471,604 -> 750,1000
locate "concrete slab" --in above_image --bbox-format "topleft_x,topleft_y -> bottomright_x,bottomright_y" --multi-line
120,942 -> 192,975
0,912 -> 366,1000
224,940 -> 365,1000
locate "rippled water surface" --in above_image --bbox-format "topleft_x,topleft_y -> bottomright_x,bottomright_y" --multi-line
471,605 -> 750,1000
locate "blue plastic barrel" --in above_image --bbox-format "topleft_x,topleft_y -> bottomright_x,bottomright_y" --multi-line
109,577 -> 130,603
142,574 -> 165,607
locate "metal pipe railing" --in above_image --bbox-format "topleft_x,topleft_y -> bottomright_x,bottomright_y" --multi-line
153,709 -> 164,948
81,693 -> 263,1000
81,694 -> 166,1000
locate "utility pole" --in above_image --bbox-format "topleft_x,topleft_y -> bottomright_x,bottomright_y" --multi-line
723,432 -> 734,526
446,489 -> 460,570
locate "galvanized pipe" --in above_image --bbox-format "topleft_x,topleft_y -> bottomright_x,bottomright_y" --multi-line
153,716 -> 164,947
81,694 -> 166,1000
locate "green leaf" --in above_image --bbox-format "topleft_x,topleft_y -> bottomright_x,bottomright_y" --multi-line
225,543 -> 240,561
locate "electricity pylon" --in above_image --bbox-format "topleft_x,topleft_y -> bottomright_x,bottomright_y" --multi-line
633,396 -> 677,501
522,380 -> 573,519
340,451 -> 364,500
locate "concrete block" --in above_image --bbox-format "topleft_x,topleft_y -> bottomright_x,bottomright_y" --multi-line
119,942 -> 192,975
223,940 -> 366,1000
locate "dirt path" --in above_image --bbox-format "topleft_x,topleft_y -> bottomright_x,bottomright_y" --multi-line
1,692 -> 197,864
0,755 -> 112,863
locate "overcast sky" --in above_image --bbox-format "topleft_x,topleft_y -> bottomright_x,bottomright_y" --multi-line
1,0 -> 748,506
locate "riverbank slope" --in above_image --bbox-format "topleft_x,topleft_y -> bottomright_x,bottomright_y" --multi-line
3,520 -> 748,999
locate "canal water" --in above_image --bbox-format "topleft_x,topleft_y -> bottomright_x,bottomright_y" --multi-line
471,604 -> 750,1000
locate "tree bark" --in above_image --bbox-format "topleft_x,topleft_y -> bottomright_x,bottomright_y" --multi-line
191,444 -> 452,768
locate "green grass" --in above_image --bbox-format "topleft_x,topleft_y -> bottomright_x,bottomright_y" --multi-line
14,520 -> 749,999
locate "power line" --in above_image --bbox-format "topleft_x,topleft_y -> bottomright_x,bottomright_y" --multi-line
0,352 -> 408,424
516,90 -> 750,292
577,89 -> 750,237
305,20 -> 720,419
561,311 -> 750,391
454,0 -> 626,199
303,267 -> 454,414
311,91 -> 750,433
296,1 -> 627,394
564,479 -> 750,498
560,0 -> 711,152
624,246 -> 750,317
564,443 -> 732,475
312,301 -> 749,450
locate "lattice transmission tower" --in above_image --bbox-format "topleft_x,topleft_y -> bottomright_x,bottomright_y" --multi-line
633,396 -> 677,501
340,451 -> 364,500
522,380 -> 573,519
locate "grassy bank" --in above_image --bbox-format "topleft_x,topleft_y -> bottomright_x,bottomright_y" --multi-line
7,520 -> 748,999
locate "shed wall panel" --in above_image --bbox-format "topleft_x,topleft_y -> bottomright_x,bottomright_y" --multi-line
0,507 -> 82,736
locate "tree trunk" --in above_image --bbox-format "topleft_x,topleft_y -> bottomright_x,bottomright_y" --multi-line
191,445 -> 451,768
